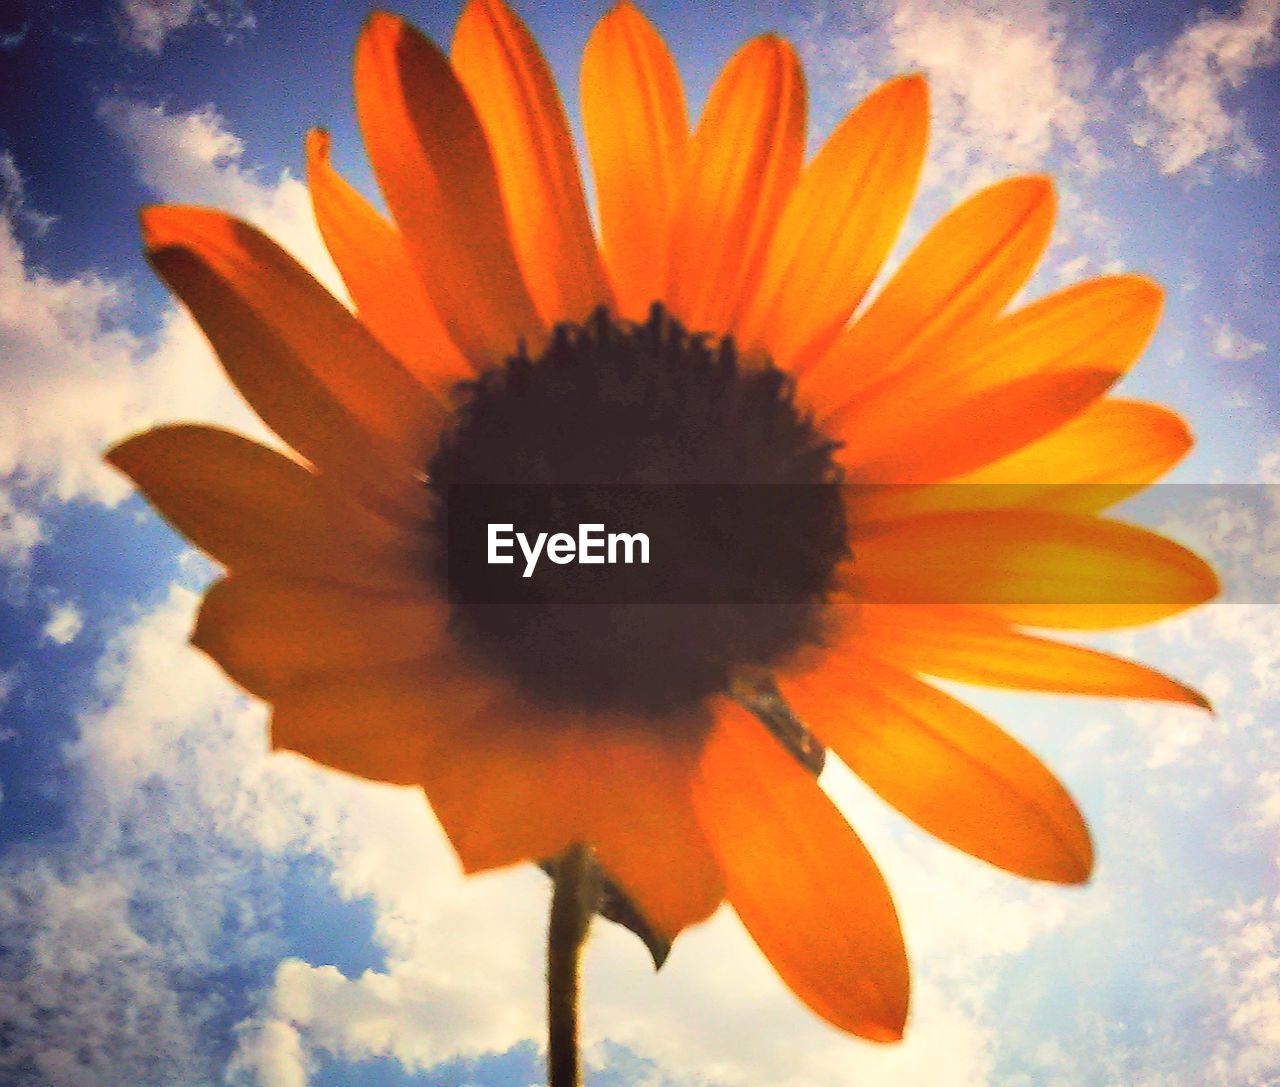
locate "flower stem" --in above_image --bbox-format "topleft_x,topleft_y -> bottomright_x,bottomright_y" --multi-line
547,842 -> 601,1087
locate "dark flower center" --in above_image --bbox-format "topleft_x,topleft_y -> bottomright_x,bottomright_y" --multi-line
425,305 -> 848,716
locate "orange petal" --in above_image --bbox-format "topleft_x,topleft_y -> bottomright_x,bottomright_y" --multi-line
271,660 -> 496,788
452,0 -> 611,325
953,398 -> 1194,507
419,698 -> 723,936
420,703 -> 584,873
580,722 -> 724,940
306,128 -> 472,390
827,275 -> 1163,470
693,700 -> 908,1041
665,35 -> 805,336
782,656 -> 1093,882
855,399 -> 1194,520
800,176 -> 1056,418
581,2 -> 689,321
737,75 -> 928,372
846,508 -> 1220,627
846,602 -> 1209,707
106,425 -> 422,586
141,206 -> 444,485
356,12 -> 544,367
835,368 -> 1120,484
192,573 -> 447,700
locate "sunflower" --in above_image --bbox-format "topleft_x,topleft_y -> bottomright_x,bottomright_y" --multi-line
108,0 -> 1217,1045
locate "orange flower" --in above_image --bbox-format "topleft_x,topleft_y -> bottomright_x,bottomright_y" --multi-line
107,1 -> 1217,1042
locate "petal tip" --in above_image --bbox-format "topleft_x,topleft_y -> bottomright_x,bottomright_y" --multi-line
305,126 -> 331,162
140,204 -> 228,254
860,1016 -> 906,1045
138,204 -> 175,248
103,432 -> 144,474
363,9 -> 405,39
1018,173 -> 1056,209
359,9 -> 412,68
1058,834 -> 1094,885
598,0 -> 651,38
891,71 -> 929,104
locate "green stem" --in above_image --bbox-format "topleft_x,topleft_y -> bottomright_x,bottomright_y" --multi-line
547,843 -> 600,1087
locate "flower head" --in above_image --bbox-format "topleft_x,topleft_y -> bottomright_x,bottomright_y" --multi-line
108,0 -> 1218,1042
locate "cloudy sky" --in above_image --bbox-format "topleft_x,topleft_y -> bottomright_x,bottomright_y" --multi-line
1,0 -> 1279,1084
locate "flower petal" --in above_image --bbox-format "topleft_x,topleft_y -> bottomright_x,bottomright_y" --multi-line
356,12 -> 544,366
693,700 -> 908,1041
855,399 -> 1194,520
846,508 -> 1220,628
106,425 -> 421,586
192,573 -> 447,700
141,206 -> 444,487
306,128 -> 472,390
452,0 -> 611,325
953,398 -> 1194,506
665,34 -> 805,336
836,368 -> 1120,484
827,275 -> 1162,468
580,725 -> 724,941
737,75 -> 927,371
271,660 -> 495,788
782,656 -> 1093,883
581,2 -> 689,322
800,176 -> 1056,419
845,602 -> 1209,708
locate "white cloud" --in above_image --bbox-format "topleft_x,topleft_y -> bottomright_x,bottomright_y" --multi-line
0,151 -> 55,236
0,486 -> 43,568
0,203 -> 243,508
0,593 -> 275,1087
115,0 -> 256,55
800,0 -> 1104,190
886,0 -> 1102,183
96,98 -> 339,296
225,1019 -> 309,1087
1200,896 -> 1280,1083
0,102 -> 342,523
42,600 -> 85,646
1207,315 -> 1267,361
1130,0 -> 1280,177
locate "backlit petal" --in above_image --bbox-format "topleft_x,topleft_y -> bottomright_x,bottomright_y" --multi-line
106,425 -> 421,586
835,368 -> 1120,483
693,701 -> 908,1041
801,176 -> 1056,420
845,602 -> 1208,707
783,656 -> 1093,882
846,508 -> 1220,627
453,0 -> 611,324
582,2 -> 689,321
856,399 -> 1194,520
271,660 -> 495,788
581,723 -> 724,940
952,399 -> 1193,506
141,207 -> 445,484
356,12 -> 543,366
665,35 -> 805,336
738,75 -> 927,371
828,276 -> 1162,470
192,573 -> 448,700
306,128 -> 472,389
421,703 -> 584,872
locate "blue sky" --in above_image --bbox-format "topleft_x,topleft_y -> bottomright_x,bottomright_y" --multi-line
1,0 -> 1278,1084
